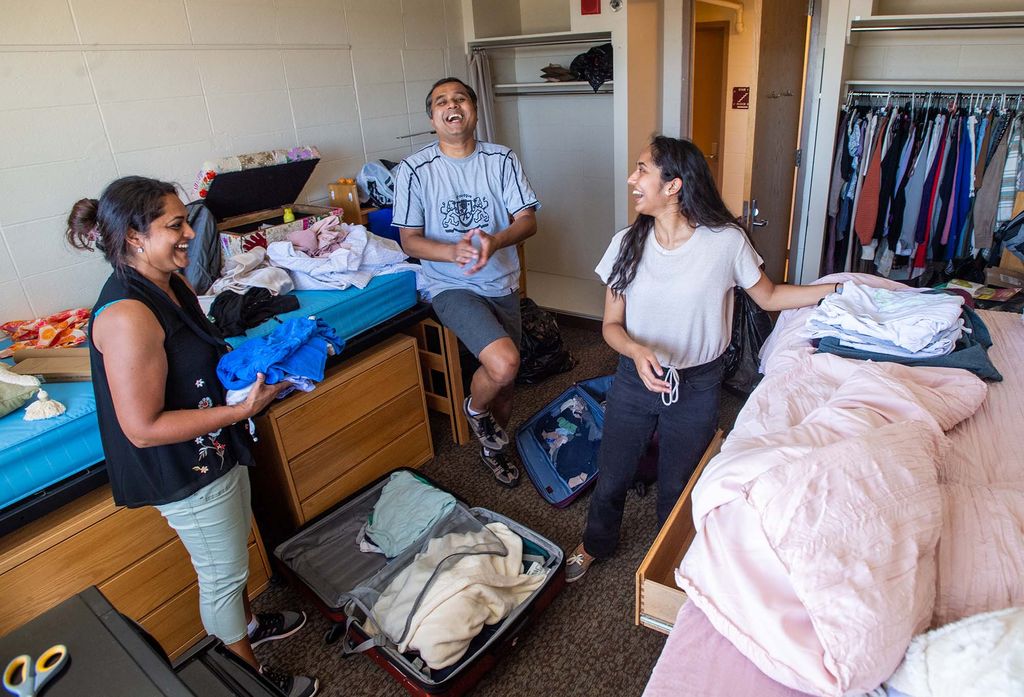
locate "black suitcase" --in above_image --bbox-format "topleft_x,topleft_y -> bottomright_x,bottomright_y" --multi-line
174,636 -> 282,696
274,468 -> 565,697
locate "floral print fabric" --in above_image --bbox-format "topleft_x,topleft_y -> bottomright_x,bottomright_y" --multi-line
0,308 -> 90,358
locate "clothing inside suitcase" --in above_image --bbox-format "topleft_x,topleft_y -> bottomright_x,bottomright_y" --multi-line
274,470 -> 563,689
515,375 -> 611,507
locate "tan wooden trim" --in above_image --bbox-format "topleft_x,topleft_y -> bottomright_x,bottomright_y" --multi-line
410,326 -> 435,461
441,323 -> 471,445
635,430 -> 723,629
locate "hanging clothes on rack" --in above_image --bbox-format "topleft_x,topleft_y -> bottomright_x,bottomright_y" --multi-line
823,89 -> 1024,283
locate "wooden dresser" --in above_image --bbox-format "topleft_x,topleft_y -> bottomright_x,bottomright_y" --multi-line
0,484 -> 272,658
250,333 -> 433,545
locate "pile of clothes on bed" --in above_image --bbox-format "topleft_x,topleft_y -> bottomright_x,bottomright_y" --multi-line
201,216 -> 422,338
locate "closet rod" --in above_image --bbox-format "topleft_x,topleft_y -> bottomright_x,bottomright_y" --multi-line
847,90 -> 1024,97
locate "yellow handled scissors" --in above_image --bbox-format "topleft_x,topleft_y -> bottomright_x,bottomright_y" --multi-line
3,645 -> 68,697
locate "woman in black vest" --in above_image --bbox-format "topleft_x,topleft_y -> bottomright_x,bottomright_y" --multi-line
67,176 -> 317,697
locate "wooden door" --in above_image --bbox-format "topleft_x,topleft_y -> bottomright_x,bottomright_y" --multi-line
693,22 -> 728,189
745,0 -> 812,282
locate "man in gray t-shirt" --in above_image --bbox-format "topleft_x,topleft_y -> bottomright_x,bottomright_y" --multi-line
394,77 -> 540,488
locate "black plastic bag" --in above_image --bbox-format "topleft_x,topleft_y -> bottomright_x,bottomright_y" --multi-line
722,288 -> 773,395
517,298 -> 577,385
570,43 -> 613,92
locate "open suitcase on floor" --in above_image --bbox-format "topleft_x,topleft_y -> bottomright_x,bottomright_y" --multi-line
274,468 -> 565,697
516,375 -> 659,507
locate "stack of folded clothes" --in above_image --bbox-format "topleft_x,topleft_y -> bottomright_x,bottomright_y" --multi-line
805,281 -> 1002,380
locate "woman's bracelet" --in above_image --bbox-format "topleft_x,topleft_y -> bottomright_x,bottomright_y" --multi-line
834,282 -> 840,294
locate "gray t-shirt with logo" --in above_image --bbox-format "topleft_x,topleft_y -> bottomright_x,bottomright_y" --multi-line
393,141 -> 540,298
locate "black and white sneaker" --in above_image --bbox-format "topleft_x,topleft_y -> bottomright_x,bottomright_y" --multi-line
463,397 -> 509,451
259,665 -> 318,697
249,611 -> 307,648
480,446 -> 519,488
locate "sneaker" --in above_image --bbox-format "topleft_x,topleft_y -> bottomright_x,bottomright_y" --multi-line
249,610 -> 307,647
565,543 -> 596,583
259,665 -> 318,697
463,397 -> 510,450
480,446 -> 519,488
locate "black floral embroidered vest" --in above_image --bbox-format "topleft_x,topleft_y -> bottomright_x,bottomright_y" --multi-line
89,268 -> 254,507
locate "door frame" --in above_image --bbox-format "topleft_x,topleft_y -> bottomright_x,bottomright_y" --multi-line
692,20 -> 730,188
673,0 -> 825,281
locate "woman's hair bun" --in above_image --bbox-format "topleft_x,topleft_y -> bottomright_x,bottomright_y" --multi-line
66,197 -> 100,250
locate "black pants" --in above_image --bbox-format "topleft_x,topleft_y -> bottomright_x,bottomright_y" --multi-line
583,355 -> 722,559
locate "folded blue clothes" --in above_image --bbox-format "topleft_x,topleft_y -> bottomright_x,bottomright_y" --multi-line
216,316 -> 345,391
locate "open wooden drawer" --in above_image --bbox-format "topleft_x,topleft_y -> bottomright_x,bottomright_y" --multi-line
635,430 -> 723,634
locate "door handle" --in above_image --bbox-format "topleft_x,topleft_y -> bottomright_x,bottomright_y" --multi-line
747,198 -> 768,229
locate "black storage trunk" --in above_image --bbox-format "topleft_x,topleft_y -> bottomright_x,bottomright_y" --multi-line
274,468 -> 565,697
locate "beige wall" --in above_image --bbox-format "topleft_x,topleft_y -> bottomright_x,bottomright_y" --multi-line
694,0 -> 759,215
519,0 -> 571,35
0,0 -> 466,320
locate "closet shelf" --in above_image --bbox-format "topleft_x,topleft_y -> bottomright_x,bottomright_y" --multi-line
846,79 -> 1024,91
494,81 -> 613,90
468,30 -> 611,50
495,81 -> 613,97
849,11 -> 1024,33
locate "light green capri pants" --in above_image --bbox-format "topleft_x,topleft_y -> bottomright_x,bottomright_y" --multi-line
155,464 -> 252,644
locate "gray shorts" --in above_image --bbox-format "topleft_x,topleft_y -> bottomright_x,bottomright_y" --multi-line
431,289 -> 522,357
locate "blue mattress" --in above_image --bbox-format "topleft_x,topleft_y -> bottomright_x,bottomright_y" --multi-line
225,271 -> 417,347
0,381 -> 103,510
0,271 -> 416,511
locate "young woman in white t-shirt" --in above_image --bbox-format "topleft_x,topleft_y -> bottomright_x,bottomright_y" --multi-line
566,136 -> 840,583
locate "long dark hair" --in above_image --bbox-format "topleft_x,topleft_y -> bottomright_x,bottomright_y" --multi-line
66,176 -> 177,271
607,136 -> 738,295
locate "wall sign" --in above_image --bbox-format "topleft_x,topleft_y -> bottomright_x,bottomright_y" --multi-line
732,86 -> 750,109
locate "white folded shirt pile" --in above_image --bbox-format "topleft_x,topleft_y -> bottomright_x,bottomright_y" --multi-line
804,281 -> 966,358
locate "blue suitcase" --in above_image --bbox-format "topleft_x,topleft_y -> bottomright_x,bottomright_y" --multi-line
516,375 -> 660,507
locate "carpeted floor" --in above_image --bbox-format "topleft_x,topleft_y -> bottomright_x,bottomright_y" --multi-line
252,323 -> 746,696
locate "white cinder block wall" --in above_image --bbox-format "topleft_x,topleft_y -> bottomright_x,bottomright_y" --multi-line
0,0 -> 467,321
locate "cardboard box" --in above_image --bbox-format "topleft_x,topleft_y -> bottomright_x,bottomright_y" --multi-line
1000,248 -> 1024,274
985,265 -> 1024,289
10,356 -> 91,382
217,204 -> 341,257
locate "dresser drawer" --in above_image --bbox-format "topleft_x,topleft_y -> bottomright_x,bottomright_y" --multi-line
0,505 -> 175,636
100,526 -> 266,622
100,536 -> 196,620
136,541 -> 270,659
300,421 -> 432,522
276,344 -> 419,459
291,386 -> 426,501
140,583 -> 204,659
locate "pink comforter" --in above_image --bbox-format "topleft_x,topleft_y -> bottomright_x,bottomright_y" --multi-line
674,274 -> 1024,696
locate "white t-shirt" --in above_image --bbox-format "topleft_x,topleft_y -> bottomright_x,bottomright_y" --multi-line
595,224 -> 764,368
